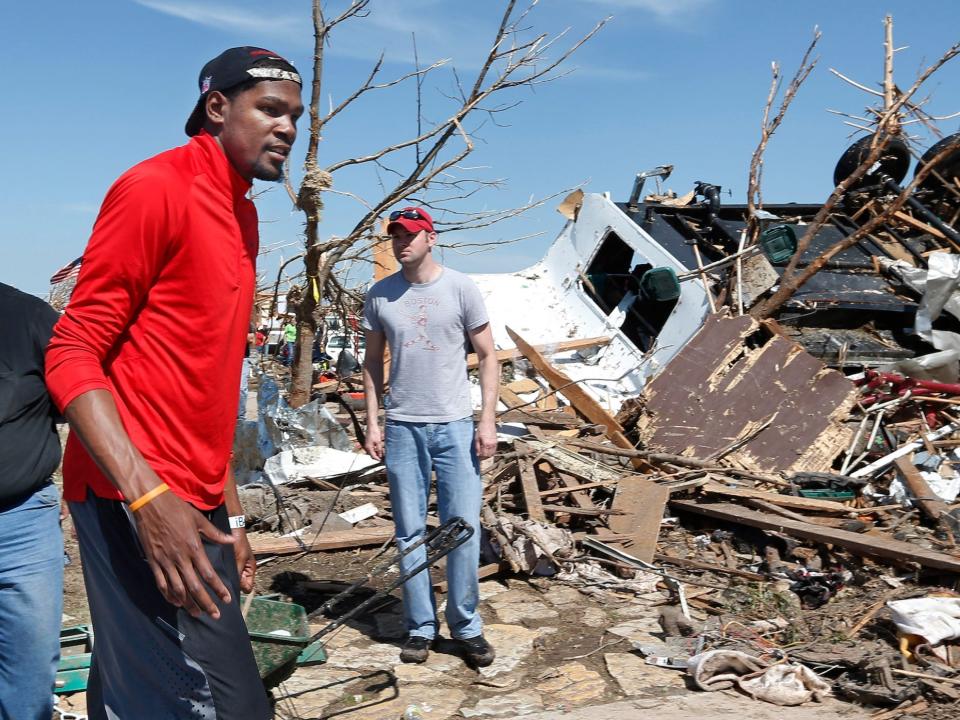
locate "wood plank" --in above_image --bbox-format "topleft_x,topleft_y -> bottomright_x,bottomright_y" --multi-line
893,210 -> 950,242
654,552 -> 766,581
466,336 -> 611,370
541,505 -> 624,517
555,474 -> 599,510
506,378 -> 540,394
499,384 -> 527,410
608,478 -> 670,564
539,478 -> 621,496
701,482 -> 852,514
505,326 -> 645,470
894,456 -> 950,521
536,391 -> 559,411
519,460 -> 546,522
671,500 -> 960,573
523,440 -> 622,482
492,409 -> 582,427
249,527 -> 394,556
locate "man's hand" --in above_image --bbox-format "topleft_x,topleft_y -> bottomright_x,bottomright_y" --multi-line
132,489 -> 236,619
364,422 -> 384,461
475,418 -> 498,460
233,528 -> 256,594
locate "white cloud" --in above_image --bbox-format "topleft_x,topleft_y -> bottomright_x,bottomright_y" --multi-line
134,1 -> 301,38
581,0 -> 715,23
132,1 -> 647,82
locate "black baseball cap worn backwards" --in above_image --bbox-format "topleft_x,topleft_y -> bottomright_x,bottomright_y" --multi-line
185,46 -> 302,136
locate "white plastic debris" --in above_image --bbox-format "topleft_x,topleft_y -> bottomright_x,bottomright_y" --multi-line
262,445 -> 379,486
887,597 -> 960,646
338,503 -> 379,524
687,650 -> 831,706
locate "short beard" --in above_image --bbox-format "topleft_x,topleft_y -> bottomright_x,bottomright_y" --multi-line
253,160 -> 284,183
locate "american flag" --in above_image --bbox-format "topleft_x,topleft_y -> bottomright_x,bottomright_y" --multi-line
50,257 -> 82,284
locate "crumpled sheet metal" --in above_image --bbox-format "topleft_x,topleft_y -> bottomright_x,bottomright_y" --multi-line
256,376 -> 352,460
687,650 -> 832,706
883,254 -> 960,363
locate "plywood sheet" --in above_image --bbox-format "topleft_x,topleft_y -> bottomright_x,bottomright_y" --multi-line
635,314 -> 855,473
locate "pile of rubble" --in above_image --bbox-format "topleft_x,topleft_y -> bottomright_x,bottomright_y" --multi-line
229,129 -> 960,717
234,309 -> 959,717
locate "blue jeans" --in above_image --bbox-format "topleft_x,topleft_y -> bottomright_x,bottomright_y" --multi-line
0,482 -> 63,720
385,418 -> 482,640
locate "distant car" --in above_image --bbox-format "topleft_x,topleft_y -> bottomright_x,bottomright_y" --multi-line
325,334 -> 365,364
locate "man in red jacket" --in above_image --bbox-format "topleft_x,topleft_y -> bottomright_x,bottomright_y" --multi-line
46,47 -> 303,719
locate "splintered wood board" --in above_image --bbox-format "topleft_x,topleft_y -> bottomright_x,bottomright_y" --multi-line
635,314 -> 856,474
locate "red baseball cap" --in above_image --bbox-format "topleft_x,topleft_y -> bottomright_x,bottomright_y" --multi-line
386,207 -> 435,235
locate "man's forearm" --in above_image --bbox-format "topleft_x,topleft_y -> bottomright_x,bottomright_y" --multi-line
477,354 -> 499,424
64,389 -> 162,502
362,363 -> 383,421
223,471 -> 243,518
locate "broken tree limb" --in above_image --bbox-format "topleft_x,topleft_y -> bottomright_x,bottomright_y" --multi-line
671,500 -> 960,573
505,326 -> 649,471
466,335 -> 611,370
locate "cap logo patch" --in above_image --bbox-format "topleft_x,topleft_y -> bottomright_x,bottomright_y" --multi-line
201,75 -> 212,93
246,67 -> 302,85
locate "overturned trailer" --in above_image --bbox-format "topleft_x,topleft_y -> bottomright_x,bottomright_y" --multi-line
472,135 -> 960,410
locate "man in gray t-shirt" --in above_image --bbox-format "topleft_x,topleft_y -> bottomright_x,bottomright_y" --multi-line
362,206 -> 499,667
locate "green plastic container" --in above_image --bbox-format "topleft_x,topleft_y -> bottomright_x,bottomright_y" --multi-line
56,625 -> 94,694
639,267 -> 681,302
759,224 -> 798,264
245,596 -> 313,688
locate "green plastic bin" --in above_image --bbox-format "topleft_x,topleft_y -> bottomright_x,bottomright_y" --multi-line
245,596 -> 315,688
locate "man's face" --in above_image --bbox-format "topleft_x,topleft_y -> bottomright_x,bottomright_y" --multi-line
390,228 -> 436,266
213,79 -> 303,182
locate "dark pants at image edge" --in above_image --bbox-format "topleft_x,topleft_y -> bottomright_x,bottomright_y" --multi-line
70,489 -> 270,720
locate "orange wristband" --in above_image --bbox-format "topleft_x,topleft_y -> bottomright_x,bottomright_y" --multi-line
128,483 -> 170,512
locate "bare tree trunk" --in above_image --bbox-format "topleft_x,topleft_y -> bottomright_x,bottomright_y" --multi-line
289,0 -> 333,407
284,0 -> 605,404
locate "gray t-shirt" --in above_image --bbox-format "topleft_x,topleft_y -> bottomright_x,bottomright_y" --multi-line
362,268 -> 489,422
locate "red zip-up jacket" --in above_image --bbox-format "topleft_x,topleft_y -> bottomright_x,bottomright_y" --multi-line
45,131 -> 257,510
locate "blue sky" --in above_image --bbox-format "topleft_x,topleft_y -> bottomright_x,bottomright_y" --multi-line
4,0 -> 960,297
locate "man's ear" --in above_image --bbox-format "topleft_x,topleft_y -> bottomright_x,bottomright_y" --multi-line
204,91 -> 229,132
426,231 -> 438,248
